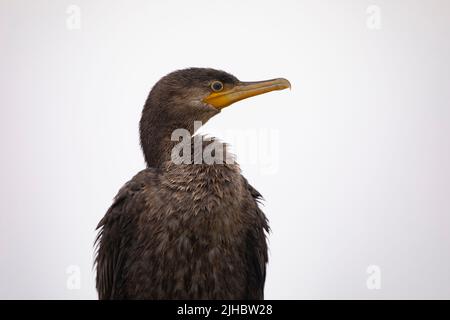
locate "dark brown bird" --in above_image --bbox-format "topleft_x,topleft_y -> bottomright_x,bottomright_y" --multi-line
95,68 -> 290,299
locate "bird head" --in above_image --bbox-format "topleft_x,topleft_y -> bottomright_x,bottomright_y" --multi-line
143,68 -> 290,124
140,68 -> 290,166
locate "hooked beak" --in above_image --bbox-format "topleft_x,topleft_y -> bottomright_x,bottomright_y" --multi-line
203,78 -> 291,110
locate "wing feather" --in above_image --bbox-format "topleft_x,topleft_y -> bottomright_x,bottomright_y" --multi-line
243,179 -> 270,299
94,172 -> 149,299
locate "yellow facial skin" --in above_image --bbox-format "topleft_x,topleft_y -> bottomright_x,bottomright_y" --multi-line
203,78 -> 291,110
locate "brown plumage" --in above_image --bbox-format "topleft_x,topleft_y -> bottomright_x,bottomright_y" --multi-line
95,68 -> 290,299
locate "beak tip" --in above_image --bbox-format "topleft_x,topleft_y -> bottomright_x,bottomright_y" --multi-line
279,78 -> 291,90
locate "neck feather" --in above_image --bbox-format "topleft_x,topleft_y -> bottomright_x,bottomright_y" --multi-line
139,100 -> 218,168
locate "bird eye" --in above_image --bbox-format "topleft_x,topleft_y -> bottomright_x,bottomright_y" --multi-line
211,81 -> 224,92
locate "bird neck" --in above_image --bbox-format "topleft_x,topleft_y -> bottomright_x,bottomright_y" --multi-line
139,96 -> 220,169
140,118 -> 195,168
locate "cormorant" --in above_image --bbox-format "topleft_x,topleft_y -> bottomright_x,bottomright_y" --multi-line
95,68 -> 290,299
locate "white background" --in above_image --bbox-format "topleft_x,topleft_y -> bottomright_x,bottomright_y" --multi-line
1,0 -> 449,299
